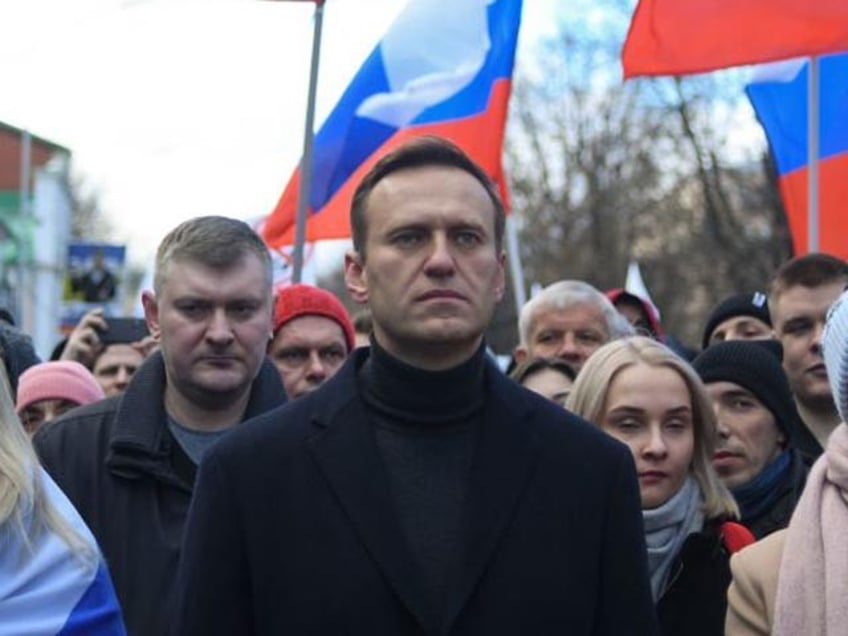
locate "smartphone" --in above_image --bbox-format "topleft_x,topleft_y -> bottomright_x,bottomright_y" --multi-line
99,317 -> 150,345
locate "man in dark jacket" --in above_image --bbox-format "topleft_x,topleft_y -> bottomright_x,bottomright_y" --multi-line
35,216 -> 286,635
173,138 -> 658,635
693,339 -> 814,538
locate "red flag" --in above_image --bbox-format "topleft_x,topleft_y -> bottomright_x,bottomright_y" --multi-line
623,0 -> 848,78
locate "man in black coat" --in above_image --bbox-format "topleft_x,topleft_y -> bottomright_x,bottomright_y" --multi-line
174,137 -> 658,635
35,216 -> 286,635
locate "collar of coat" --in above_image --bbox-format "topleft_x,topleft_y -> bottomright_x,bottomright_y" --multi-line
105,350 -> 286,487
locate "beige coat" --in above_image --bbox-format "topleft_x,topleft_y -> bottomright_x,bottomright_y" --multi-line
725,529 -> 786,636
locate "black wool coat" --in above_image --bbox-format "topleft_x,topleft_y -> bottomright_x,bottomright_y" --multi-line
173,349 -> 659,636
656,518 -> 735,636
34,352 -> 286,636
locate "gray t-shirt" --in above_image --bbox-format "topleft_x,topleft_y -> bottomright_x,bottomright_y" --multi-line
167,417 -> 233,465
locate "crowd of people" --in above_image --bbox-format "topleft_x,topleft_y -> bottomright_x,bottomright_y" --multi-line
0,135 -> 846,635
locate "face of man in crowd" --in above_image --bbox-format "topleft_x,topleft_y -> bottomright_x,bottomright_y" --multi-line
521,368 -> 573,407
708,316 -> 772,346
601,363 -> 695,510
615,300 -> 654,337
143,253 -> 273,407
345,165 -> 505,370
517,302 -> 608,372
268,315 -> 348,398
706,381 -> 785,489
93,344 -> 144,397
771,281 -> 844,409
19,398 -> 79,436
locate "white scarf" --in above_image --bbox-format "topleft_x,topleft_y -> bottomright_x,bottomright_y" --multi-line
642,475 -> 704,601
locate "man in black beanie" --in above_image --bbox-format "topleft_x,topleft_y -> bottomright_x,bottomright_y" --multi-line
693,340 -> 816,538
701,291 -> 773,351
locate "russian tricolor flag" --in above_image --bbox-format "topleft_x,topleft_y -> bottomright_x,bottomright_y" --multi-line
747,53 -> 848,259
262,0 -> 522,249
1,469 -> 125,634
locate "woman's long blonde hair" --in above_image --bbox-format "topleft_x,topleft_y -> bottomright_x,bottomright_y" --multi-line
567,336 -> 738,519
0,361 -> 93,564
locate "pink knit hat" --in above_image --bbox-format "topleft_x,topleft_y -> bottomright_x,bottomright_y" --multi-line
15,361 -> 105,412
273,284 -> 355,351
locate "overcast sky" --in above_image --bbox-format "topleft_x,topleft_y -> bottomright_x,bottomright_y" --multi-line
0,0 -> 563,271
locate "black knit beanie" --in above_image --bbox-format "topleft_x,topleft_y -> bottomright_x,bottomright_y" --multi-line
702,291 -> 771,350
692,339 -> 806,449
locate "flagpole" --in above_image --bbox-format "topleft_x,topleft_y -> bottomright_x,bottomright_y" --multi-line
505,215 -> 527,315
807,55 -> 819,253
292,0 -> 325,283
17,128 -> 31,323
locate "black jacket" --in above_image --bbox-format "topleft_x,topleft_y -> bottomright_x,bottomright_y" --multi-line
656,518 -> 734,636
742,448 -> 814,539
34,352 -> 286,636
173,349 -> 659,636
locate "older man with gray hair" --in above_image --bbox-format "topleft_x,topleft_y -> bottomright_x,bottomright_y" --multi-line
514,280 -> 634,373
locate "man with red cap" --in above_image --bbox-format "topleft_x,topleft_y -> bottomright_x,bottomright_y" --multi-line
269,284 -> 355,399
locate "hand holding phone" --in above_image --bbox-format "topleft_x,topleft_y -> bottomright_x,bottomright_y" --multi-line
99,318 -> 150,345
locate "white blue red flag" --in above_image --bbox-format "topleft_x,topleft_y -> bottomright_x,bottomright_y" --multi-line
0,468 -> 125,634
746,53 -> 848,259
262,0 -> 522,248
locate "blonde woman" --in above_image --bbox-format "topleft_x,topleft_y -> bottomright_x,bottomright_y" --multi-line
0,364 -> 124,634
567,336 -> 746,636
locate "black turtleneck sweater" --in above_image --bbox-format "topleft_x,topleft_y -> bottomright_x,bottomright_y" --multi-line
358,338 -> 486,623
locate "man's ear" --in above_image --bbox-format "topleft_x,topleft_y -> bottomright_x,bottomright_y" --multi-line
513,346 -> 528,365
344,251 -> 369,304
494,251 -> 507,302
268,291 -> 278,340
141,291 -> 162,340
